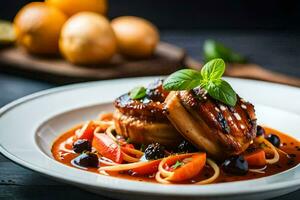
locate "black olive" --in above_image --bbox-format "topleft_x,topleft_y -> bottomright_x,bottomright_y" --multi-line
178,140 -> 198,153
256,125 -> 265,137
73,139 -> 92,153
144,143 -> 165,160
74,152 -> 98,168
222,155 -> 248,175
266,134 -> 281,148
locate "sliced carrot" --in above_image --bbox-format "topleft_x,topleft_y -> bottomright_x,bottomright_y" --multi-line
166,153 -> 206,182
244,150 -> 266,167
99,159 -> 161,175
132,159 -> 161,175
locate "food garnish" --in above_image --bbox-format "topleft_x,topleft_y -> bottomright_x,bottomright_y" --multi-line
129,86 -> 147,100
163,58 -> 237,106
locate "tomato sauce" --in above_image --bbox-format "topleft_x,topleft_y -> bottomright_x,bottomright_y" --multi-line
52,126 -> 300,184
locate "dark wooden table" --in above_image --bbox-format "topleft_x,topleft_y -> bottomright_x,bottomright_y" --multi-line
1,30 -> 300,200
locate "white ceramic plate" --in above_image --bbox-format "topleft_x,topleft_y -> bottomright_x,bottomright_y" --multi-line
1,77 -> 300,200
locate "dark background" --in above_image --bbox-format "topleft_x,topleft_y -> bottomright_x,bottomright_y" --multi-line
1,0 -> 300,30
1,1 -> 300,200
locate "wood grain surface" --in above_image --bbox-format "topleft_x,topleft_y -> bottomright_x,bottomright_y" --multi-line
0,42 -> 185,84
1,41 -> 300,87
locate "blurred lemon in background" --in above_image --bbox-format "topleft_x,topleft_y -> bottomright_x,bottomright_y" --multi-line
14,2 -> 67,54
59,12 -> 117,64
46,0 -> 107,17
111,16 -> 159,58
0,20 -> 15,45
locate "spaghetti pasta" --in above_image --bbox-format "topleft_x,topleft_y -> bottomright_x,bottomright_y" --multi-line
263,139 -> 280,164
122,152 -> 140,163
52,109 -> 299,185
196,159 -> 220,185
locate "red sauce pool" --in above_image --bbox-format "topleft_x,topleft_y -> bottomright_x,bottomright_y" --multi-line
52,126 -> 300,184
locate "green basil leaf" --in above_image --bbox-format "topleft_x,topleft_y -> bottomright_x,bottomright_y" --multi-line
201,58 -> 225,81
203,40 -> 247,63
163,69 -> 202,91
129,86 -> 146,99
206,79 -> 237,106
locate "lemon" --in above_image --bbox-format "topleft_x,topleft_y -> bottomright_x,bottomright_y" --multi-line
0,20 -> 15,45
111,16 -> 159,58
59,12 -> 117,64
14,2 -> 67,54
46,0 -> 107,17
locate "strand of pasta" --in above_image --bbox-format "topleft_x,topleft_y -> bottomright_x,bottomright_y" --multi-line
122,152 -> 140,163
155,172 -> 171,184
249,165 -> 267,174
98,161 -> 156,172
105,125 -> 117,141
263,138 -> 280,164
196,159 -> 220,185
158,157 -> 174,177
98,157 -> 118,166
121,147 -> 144,158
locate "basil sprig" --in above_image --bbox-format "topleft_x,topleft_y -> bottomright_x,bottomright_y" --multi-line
163,58 -> 237,106
203,40 -> 247,63
129,86 -> 146,100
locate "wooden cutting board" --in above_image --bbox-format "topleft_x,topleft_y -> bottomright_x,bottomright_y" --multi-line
0,42 -> 185,84
1,41 -> 300,87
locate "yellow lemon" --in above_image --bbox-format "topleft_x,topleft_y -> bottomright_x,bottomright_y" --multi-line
46,0 -> 107,17
111,16 -> 159,58
0,20 -> 15,45
59,12 -> 117,64
14,2 -> 67,54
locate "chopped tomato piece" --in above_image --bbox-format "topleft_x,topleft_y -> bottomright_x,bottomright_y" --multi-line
75,121 -> 96,141
166,153 -> 206,182
93,133 -> 123,163
132,159 -> 161,175
244,150 -> 266,167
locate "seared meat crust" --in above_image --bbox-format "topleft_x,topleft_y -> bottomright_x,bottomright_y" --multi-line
114,79 -> 182,146
114,110 -> 182,146
114,79 -> 169,122
114,94 -> 166,121
165,89 -> 257,158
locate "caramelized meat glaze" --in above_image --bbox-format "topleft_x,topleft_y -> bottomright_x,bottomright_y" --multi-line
165,88 -> 257,159
114,80 -> 183,146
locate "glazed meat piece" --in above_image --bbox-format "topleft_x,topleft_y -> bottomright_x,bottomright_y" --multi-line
114,80 -> 183,146
164,88 -> 257,159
